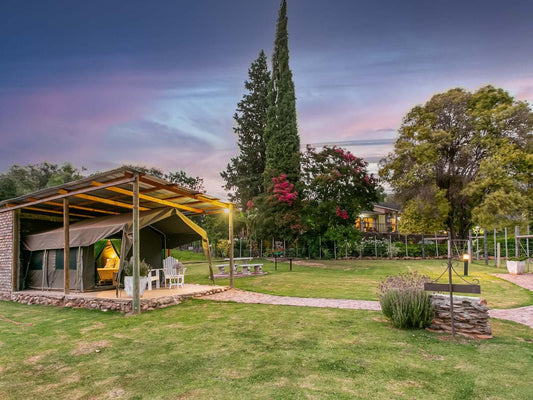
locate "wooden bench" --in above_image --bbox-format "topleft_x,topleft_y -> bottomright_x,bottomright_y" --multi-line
241,264 -> 263,274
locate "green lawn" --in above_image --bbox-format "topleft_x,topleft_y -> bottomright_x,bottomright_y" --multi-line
178,253 -> 533,309
1,300 -> 533,399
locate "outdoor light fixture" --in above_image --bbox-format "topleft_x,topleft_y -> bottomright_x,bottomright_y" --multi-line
463,253 -> 470,276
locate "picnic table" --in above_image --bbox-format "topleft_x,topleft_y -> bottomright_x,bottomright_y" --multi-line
215,258 -> 263,275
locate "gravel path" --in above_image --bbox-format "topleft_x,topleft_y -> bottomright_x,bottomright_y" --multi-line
200,289 -> 381,310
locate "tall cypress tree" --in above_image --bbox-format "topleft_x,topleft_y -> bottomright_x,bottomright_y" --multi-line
221,50 -> 270,209
264,0 -> 300,187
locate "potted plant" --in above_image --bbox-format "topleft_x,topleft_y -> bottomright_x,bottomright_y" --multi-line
123,259 -> 150,296
506,256 -> 527,275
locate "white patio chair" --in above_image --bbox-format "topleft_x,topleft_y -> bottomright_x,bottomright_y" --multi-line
163,256 -> 186,289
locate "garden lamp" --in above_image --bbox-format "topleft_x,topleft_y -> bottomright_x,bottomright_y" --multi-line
463,253 -> 470,276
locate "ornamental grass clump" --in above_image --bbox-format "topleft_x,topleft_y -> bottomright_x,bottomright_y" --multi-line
378,272 -> 434,329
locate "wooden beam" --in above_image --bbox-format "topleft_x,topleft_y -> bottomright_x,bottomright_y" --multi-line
138,176 -> 230,210
20,212 -> 71,223
0,176 -> 136,213
24,206 -> 95,218
91,181 -> 203,214
59,189 -> 150,211
202,209 -> 229,215
132,174 -> 141,315
29,198 -> 120,215
64,198 -> 70,295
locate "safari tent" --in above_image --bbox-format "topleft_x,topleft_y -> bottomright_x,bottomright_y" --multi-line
0,166 -> 236,314
22,208 -> 209,291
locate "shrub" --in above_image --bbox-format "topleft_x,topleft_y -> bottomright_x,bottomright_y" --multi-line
216,240 -> 230,258
378,272 -> 434,329
123,259 -> 150,277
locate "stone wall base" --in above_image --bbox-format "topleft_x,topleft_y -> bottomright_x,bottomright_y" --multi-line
428,294 -> 492,339
1,287 -> 229,313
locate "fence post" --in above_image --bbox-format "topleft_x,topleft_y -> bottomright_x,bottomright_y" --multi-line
405,235 -> 408,258
389,235 -> 392,259
527,226 -> 530,273
496,243 -> 501,268
435,233 -> 439,258
345,239 -> 348,258
493,229 -> 497,267
468,231 -> 472,263
484,229 -> 488,265
334,241 -> 337,260
515,226 -> 520,258
504,227 -> 508,259
374,236 -> 378,258
421,233 -> 425,260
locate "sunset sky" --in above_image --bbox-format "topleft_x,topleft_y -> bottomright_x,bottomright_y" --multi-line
1,0 -> 532,198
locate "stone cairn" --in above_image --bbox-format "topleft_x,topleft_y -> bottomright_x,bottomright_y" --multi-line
428,294 -> 492,339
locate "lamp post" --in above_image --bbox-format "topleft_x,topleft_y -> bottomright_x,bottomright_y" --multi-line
463,253 -> 470,276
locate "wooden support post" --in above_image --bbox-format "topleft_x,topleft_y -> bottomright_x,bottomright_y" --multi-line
63,198 -> 70,294
132,174 -> 141,314
228,204 -> 234,288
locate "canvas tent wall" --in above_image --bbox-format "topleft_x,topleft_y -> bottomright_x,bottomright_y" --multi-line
22,207 -> 212,291
25,246 -> 95,291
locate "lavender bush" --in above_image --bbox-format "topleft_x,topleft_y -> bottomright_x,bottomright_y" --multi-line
378,272 -> 434,329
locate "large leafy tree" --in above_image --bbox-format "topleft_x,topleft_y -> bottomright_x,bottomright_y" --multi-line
301,146 -> 380,236
0,162 -> 85,201
221,50 -> 270,208
380,86 -> 533,238
263,0 -> 300,185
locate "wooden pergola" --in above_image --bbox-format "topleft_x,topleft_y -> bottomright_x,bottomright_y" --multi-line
0,166 -> 237,314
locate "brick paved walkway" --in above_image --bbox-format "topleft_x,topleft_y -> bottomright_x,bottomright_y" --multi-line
489,273 -> 533,329
200,289 -> 381,310
201,273 -> 533,330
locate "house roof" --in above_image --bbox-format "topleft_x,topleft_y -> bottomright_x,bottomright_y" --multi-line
0,166 -> 232,220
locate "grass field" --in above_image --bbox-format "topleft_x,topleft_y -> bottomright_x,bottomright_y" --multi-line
2,252 -> 532,399
1,300 -> 533,399
175,251 -> 533,309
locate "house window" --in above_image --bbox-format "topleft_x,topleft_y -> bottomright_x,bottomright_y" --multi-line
363,217 -> 374,231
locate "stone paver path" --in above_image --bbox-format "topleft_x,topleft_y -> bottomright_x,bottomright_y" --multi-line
489,273 -> 533,329
201,273 -> 533,330
200,289 -> 381,311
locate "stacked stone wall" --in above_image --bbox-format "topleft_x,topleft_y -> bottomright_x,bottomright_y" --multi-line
429,294 -> 492,339
4,286 -> 229,313
0,211 -> 14,295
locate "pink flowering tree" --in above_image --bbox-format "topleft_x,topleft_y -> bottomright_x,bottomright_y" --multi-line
300,146 -> 380,240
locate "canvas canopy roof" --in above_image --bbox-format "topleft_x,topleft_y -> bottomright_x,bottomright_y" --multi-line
23,207 -> 207,251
